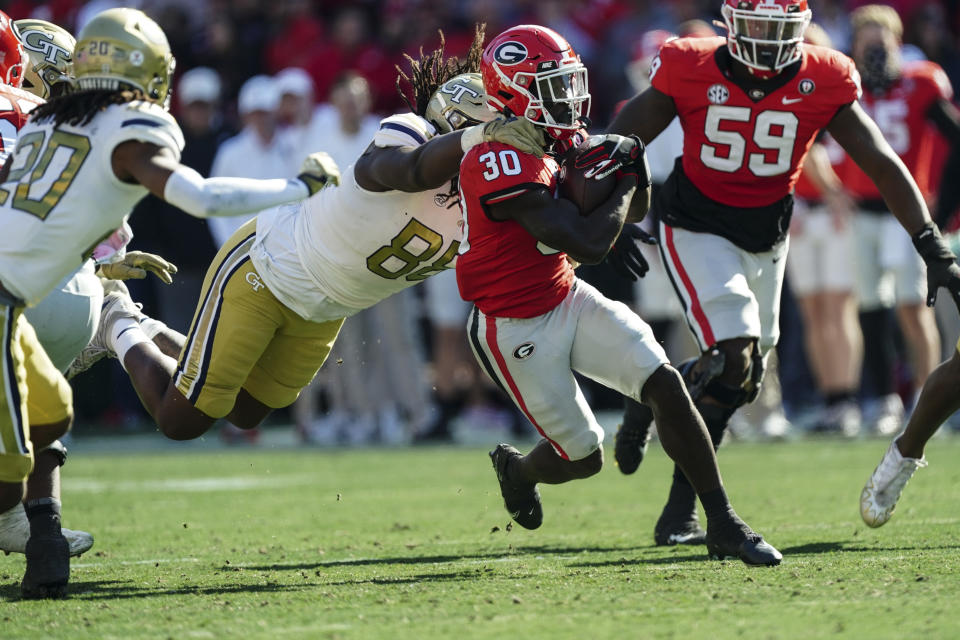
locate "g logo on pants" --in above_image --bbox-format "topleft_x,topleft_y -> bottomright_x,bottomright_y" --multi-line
513,342 -> 535,360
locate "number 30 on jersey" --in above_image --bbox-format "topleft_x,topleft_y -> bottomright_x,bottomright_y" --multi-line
700,105 -> 798,177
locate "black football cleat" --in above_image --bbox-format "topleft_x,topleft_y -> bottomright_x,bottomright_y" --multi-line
613,414 -> 654,475
706,530 -> 782,567
21,533 -> 70,599
490,444 -> 542,530
654,509 -> 707,546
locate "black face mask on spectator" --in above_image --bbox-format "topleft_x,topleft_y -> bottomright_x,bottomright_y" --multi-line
861,44 -> 898,94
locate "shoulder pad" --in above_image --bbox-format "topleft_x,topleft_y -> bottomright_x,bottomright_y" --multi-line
374,112 -> 437,148
104,101 -> 185,157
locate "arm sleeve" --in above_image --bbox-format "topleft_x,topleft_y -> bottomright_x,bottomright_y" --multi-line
648,44 -> 674,97
105,103 -> 185,162
162,165 -> 309,219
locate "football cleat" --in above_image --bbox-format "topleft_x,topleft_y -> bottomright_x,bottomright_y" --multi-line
706,529 -> 782,566
490,444 -> 543,530
0,505 -> 94,557
21,532 -> 70,599
654,509 -> 707,546
860,440 -> 927,528
614,417 -> 653,475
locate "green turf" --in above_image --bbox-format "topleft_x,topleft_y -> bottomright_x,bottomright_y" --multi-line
3,437 -> 960,639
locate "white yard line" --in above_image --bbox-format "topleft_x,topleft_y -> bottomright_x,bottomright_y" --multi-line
66,475 -> 315,493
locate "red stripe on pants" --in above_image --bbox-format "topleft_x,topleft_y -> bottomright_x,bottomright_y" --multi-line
484,315 -> 569,460
664,225 -> 716,347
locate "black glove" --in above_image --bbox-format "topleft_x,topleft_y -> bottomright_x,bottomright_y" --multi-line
606,223 -> 658,281
574,134 -> 648,183
912,222 -> 960,310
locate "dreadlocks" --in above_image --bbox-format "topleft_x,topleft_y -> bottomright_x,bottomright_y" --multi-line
396,24 -> 486,117
30,88 -> 149,128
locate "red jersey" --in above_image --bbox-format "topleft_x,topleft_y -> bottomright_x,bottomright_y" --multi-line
456,142 -> 575,318
652,37 -> 861,208
841,61 -> 953,202
0,84 -> 42,163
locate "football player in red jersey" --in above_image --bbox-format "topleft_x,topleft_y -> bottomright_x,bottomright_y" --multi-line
458,24 -> 782,565
856,5 -> 960,529
608,0 -> 960,547
843,6 -> 960,437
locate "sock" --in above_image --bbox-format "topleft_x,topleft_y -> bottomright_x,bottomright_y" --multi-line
138,316 -> 169,340
109,319 -> 150,365
623,396 -> 653,429
664,465 -> 698,517
25,497 -> 62,537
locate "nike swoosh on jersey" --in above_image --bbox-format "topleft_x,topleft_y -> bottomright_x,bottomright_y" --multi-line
781,97 -> 802,105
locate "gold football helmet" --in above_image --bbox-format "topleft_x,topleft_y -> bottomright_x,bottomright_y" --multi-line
73,8 -> 174,107
425,72 -> 493,134
14,19 -> 76,99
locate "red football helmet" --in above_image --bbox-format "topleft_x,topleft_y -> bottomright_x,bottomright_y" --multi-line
0,11 -> 24,88
721,0 -> 811,72
481,25 -> 590,140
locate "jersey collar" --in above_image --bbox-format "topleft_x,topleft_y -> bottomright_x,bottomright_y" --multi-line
714,46 -> 803,103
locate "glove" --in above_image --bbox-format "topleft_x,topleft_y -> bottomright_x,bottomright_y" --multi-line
574,134 -> 648,183
606,223 -> 658,281
912,222 -> 960,310
97,251 -> 178,284
298,151 -> 341,196
460,117 -> 547,157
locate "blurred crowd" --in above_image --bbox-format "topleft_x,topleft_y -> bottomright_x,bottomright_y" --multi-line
9,0 -> 960,445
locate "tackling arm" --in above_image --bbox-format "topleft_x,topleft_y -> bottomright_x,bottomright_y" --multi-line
113,141 -> 320,218
927,98 -> 960,227
354,131 -> 465,193
606,87 -> 678,145
487,178 -> 638,264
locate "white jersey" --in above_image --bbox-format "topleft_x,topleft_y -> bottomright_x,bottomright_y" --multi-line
0,100 -> 184,306
250,113 -> 464,322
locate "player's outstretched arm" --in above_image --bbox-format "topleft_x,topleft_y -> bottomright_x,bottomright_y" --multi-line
488,178 -> 638,264
355,118 -> 545,193
927,99 -> 960,228
112,141 -> 336,218
605,87 -> 678,145
830,101 -> 960,309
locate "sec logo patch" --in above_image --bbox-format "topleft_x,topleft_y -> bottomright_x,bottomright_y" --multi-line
707,83 -> 729,105
513,342 -> 536,360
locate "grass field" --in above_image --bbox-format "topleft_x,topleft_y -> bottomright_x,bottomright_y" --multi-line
3,436 -> 960,639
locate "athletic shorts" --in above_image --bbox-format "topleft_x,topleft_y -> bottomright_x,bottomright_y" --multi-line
786,206 -> 855,296
0,302 -> 72,483
658,222 -> 787,354
467,279 -> 668,461
174,220 -> 344,418
854,211 -> 926,309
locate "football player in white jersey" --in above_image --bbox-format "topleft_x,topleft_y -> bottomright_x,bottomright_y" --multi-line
0,8 -> 342,599
83,30 -> 545,443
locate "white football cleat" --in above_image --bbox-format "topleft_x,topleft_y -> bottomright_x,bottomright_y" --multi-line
0,505 -> 94,557
860,440 -> 927,528
66,283 -> 144,378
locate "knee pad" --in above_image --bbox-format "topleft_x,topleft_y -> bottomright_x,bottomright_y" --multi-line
39,439 -> 67,467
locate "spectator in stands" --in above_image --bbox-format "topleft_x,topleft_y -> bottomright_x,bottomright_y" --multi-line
207,74 -> 296,248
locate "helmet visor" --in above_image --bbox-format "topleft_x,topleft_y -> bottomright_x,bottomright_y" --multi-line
534,66 -> 590,129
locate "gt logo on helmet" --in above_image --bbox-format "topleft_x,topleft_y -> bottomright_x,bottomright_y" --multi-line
494,41 -> 528,65
19,29 -> 71,65
440,78 -> 480,104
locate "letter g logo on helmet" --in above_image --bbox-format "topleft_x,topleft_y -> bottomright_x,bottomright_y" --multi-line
494,42 -> 528,65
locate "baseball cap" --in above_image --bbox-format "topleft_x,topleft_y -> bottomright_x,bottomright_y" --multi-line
238,75 -> 280,115
178,67 -> 221,105
275,67 -> 314,98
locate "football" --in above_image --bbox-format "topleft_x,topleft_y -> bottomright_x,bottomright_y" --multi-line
557,142 -> 617,215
